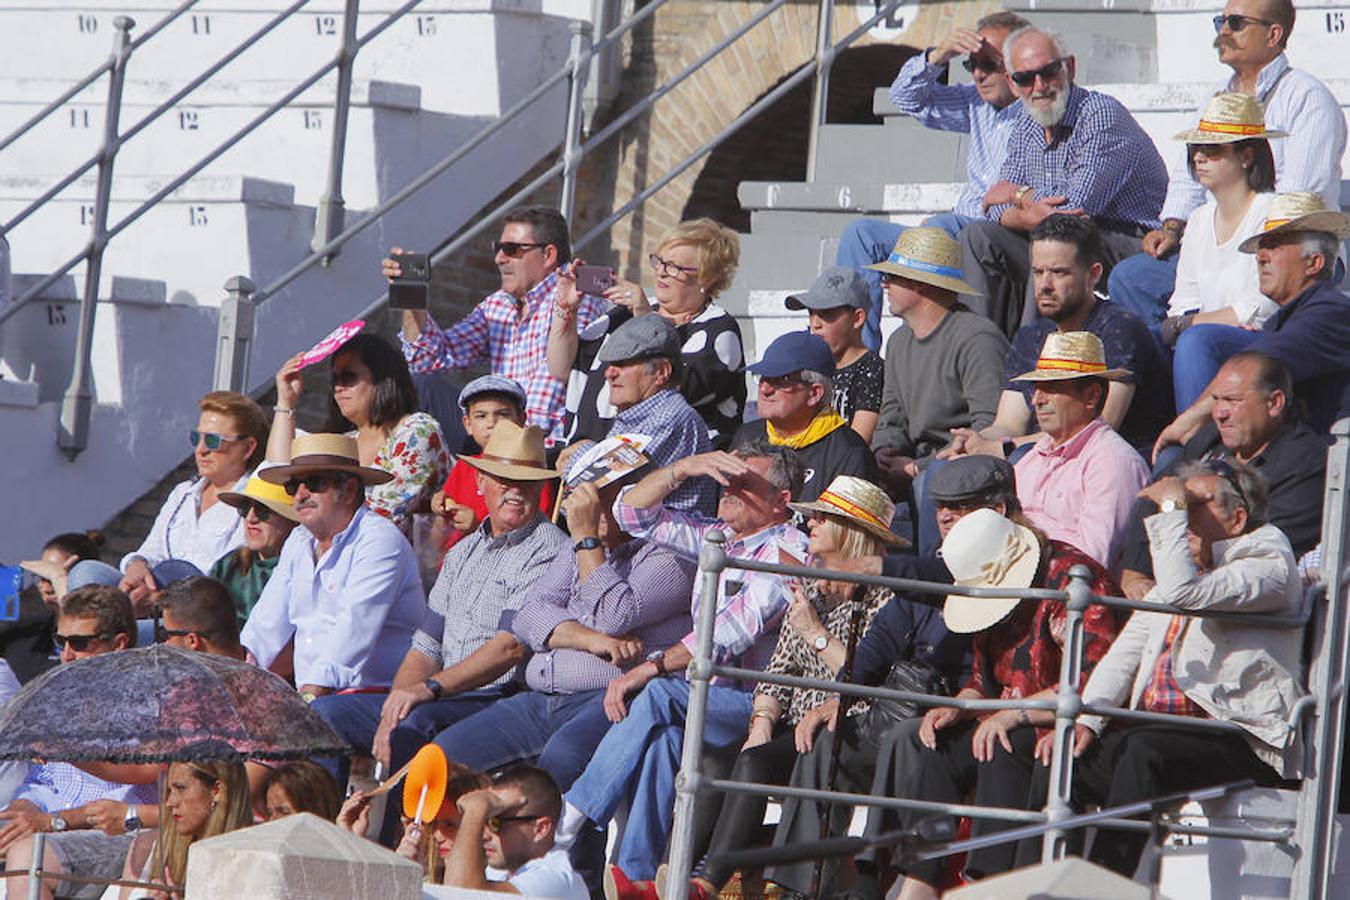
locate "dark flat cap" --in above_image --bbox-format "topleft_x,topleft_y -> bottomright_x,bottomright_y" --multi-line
596,314 -> 681,365
929,455 -> 1016,502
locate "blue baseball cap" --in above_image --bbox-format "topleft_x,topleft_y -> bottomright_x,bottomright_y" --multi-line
747,331 -> 836,379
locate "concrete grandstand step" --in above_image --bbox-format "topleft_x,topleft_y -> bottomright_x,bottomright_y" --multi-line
738,180 -> 965,218
811,121 -> 969,186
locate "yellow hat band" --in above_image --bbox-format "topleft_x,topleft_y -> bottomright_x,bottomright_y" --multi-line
1035,357 -> 1107,374
817,490 -> 888,530
1262,217 -> 1293,232
1196,119 -> 1266,136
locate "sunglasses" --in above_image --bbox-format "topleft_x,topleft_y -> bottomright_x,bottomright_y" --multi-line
234,500 -> 277,523
1202,456 -> 1249,510
1008,58 -> 1066,88
492,240 -> 545,258
648,253 -> 700,280
759,374 -> 806,392
1212,13 -> 1272,33
282,474 -> 346,496
332,369 -> 364,388
189,430 -> 244,451
54,632 -> 113,652
486,814 -> 540,834
962,54 -> 1003,74
154,623 -> 195,644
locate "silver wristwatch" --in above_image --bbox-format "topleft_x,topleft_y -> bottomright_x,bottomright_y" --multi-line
49,814 -> 68,833
813,633 -> 829,652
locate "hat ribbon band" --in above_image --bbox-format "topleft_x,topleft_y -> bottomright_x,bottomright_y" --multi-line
480,451 -> 549,469
1196,119 -> 1266,136
288,453 -> 362,468
1262,217 -> 1293,232
1035,356 -> 1106,373
817,490 -> 888,530
885,253 -> 963,280
979,531 -> 1032,586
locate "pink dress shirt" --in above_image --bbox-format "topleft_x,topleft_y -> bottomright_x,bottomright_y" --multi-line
1014,418 -> 1148,573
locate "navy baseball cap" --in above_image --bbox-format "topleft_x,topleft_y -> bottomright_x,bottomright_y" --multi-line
747,332 -> 836,379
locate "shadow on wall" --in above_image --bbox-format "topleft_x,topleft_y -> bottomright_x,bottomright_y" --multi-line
681,42 -> 918,231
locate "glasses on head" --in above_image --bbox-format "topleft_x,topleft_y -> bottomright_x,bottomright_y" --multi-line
492,240 -> 545,258
1212,13 -> 1272,33
234,500 -> 276,523
759,374 -> 805,393
962,54 -> 1003,74
54,632 -> 113,653
332,369 -> 364,389
1008,58 -> 1066,88
1202,456 -> 1249,510
154,623 -> 195,644
282,474 -> 345,496
486,814 -> 540,834
189,430 -> 243,451
648,253 -> 700,280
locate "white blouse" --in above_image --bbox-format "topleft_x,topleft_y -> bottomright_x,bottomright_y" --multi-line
1169,192 -> 1279,326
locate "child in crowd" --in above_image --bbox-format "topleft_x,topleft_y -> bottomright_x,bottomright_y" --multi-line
432,375 -> 556,550
787,266 -> 885,443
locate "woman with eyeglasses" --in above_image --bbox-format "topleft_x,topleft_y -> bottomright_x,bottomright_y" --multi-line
209,475 -> 300,626
548,218 -> 746,449
268,332 -> 450,534
118,392 -> 268,613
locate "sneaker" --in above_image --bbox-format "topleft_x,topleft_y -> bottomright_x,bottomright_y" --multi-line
604,865 -> 658,900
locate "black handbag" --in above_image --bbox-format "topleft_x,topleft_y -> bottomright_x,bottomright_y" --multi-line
862,658 -> 949,733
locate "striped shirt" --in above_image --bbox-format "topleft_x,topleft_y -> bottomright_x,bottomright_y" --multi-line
511,538 -> 697,693
1161,54 -> 1346,222
613,490 -> 810,689
889,53 -> 1022,218
987,84 -> 1167,233
400,270 -> 608,438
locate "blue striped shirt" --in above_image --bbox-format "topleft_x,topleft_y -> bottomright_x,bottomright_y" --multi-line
1161,54 -> 1346,221
987,85 -> 1167,232
889,54 -> 1022,218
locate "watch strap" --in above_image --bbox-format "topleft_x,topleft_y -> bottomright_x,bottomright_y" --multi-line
574,537 -> 602,553
424,677 -> 445,699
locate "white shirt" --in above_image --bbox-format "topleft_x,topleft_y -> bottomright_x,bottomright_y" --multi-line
119,474 -> 248,575
241,505 -> 425,689
1169,192 -> 1279,325
508,847 -> 589,900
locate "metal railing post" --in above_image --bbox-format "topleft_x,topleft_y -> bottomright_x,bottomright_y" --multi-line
26,831 -> 47,900
58,15 -> 134,460
313,0 -> 360,261
665,529 -> 727,900
803,0 -> 835,181
1042,564 -> 1090,863
214,277 -> 257,392
559,21 -> 593,224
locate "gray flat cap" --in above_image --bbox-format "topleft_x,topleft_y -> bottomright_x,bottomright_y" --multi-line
929,455 -> 1016,502
786,266 -> 870,311
596,314 -> 681,364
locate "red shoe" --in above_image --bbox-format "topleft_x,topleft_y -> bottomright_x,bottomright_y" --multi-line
605,864 -> 658,900
653,864 -> 717,900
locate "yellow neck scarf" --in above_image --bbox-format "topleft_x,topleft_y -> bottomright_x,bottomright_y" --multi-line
765,409 -> 847,449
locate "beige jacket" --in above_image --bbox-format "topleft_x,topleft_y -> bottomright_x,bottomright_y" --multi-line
1080,512 -> 1306,779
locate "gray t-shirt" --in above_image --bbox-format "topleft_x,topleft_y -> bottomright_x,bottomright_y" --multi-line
872,305 -> 1008,459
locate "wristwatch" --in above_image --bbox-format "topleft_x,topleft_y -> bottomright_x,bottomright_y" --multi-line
124,808 -> 142,835
1013,184 -> 1034,208
813,633 -> 830,652
49,814 -> 68,833
574,537 -> 602,553
646,649 -> 668,675
424,677 -> 445,699
1159,497 -> 1184,514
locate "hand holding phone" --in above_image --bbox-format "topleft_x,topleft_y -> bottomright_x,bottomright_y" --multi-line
389,251 -> 429,310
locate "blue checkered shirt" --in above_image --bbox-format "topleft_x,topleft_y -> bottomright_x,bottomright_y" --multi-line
610,389 -> 717,517
986,85 -> 1166,233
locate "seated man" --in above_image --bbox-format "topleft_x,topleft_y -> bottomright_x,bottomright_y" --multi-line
733,332 -> 877,521
446,765 -> 588,898
423,441 -> 697,790
960,25 -> 1166,337
242,434 -> 426,699
1118,352 -> 1325,598
157,576 -> 247,662
308,421 -> 566,787
947,215 -> 1170,457
558,444 -> 809,883
1,587 -> 159,900
1040,460 -> 1304,876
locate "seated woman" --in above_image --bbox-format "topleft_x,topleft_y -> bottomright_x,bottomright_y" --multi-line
270,332 -> 450,533
1161,93 -> 1283,409
261,761 -> 341,822
549,218 -> 746,449
210,475 -> 300,626
118,760 -> 252,899
119,392 -> 269,612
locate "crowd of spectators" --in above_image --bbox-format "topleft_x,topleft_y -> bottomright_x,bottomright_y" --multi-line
1,2 -> 1347,898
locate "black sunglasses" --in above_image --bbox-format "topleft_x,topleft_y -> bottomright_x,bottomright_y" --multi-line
492,240 -> 545,258
234,500 -> 276,523
54,632 -> 114,652
962,54 -> 1003,74
1202,456 -> 1249,510
283,474 -> 346,496
1009,58 -> 1066,88
486,814 -> 540,834
1212,13 -> 1272,33
332,369 -> 364,388
154,623 -> 195,644
189,430 -> 244,451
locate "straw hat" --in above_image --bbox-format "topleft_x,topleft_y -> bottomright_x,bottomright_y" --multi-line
459,419 -> 556,481
1173,91 -> 1286,144
258,433 -> 394,487
788,475 -> 909,547
1237,191 -> 1350,253
865,227 -> 981,296
219,474 -> 301,523
940,508 -> 1041,634
1011,332 -> 1130,382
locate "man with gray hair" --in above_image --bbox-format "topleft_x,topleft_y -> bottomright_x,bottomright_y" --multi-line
958,24 -> 1167,337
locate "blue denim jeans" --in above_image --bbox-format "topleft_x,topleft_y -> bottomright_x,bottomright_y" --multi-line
565,677 -> 753,880
1105,252 -> 1178,335
835,213 -> 974,351
1171,323 -> 1261,411
431,688 -> 611,790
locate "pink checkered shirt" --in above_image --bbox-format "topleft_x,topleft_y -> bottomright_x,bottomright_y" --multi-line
400,270 -> 607,437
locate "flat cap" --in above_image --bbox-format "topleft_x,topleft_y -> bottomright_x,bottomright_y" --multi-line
596,314 -> 682,365
929,455 -> 1016,502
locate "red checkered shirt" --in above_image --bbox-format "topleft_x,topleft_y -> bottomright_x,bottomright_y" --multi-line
1139,614 -> 1208,719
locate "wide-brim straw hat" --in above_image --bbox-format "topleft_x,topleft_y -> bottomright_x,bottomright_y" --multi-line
219,473 -> 301,523
1011,331 -> 1130,382
1237,191 -> 1350,253
1173,91 -> 1286,144
459,419 -> 556,482
864,227 -> 981,296
788,475 -> 909,547
259,433 -> 394,487
941,508 -> 1041,634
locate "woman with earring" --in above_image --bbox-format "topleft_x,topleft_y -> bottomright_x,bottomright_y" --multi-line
548,218 -> 746,449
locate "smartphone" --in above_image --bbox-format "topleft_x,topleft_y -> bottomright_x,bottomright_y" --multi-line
574,265 -> 614,296
389,252 -> 429,310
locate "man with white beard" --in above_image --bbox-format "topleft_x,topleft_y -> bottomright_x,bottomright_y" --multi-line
956,26 -> 1168,338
